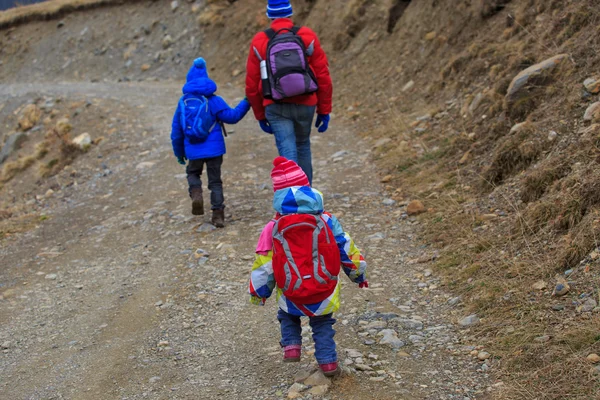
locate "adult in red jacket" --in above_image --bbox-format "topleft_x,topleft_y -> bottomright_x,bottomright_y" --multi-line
245,0 -> 333,184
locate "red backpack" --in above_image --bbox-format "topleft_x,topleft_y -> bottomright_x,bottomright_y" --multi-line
272,214 -> 341,305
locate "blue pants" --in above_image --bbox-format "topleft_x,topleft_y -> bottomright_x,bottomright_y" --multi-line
277,309 -> 337,364
265,104 -> 316,184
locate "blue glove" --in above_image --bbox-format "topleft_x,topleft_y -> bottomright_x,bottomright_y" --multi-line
177,156 -> 187,165
315,114 -> 330,133
259,119 -> 273,134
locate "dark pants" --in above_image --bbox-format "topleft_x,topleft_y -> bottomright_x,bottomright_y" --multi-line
186,156 -> 224,210
277,309 -> 337,364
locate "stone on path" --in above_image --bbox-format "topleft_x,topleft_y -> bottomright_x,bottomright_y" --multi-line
378,329 -> 405,349
406,200 -> 426,215
303,370 -> 331,387
136,161 -> 156,170
458,314 -> 479,327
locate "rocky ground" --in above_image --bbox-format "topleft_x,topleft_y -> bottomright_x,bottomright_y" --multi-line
0,82 -> 499,399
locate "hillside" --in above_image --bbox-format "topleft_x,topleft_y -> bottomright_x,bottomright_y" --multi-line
1,0 -> 599,399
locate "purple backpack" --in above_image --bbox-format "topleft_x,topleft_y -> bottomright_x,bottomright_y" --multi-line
263,27 -> 318,101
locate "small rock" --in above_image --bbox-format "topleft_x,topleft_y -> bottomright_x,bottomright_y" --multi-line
382,198 -> 396,206
583,78 -> 600,94
532,280 -> 547,291
1,341 -> 11,349
458,314 -> 480,327
448,296 -> 461,306
0,132 -> 27,164
45,189 -> 55,198
402,80 -> 415,92
308,385 -> 329,396
365,320 -> 387,330
287,382 -> 307,397
294,369 -> 313,383
304,370 -> 330,387
552,282 -> 570,296
406,200 -> 426,216
72,133 -> 92,151
587,354 -> 600,364
551,304 -> 564,311
583,102 -> 600,123
170,1 -> 179,11
158,340 -> 169,347
374,138 -> 391,148
547,131 -> 557,141
534,335 -> 551,343
141,64 -> 151,72
355,364 -> 373,371
136,162 -> 156,170
378,329 -> 405,349
197,223 -> 216,233
45,273 -> 58,280
162,35 -> 174,49
577,298 -> 597,313
346,349 -> 363,358
380,174 -> 393,183
477,351 -> 491,361
149,376 -> 161,383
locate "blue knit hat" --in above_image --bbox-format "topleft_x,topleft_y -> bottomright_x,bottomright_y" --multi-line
266,0 -> 293,19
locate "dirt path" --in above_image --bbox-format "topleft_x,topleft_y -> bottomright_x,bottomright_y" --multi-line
0,82 -> 493,399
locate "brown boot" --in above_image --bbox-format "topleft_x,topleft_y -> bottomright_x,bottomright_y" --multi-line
212,209 -> 225,228
190,187 -> 204,216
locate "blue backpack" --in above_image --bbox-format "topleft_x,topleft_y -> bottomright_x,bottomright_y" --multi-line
179,95 -> 216,144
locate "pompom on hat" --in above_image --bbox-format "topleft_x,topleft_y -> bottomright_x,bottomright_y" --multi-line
271,156 -> 310,191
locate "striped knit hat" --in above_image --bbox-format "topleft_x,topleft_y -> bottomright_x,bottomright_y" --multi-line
271,156 -> 309,191
266,0 -> 293,19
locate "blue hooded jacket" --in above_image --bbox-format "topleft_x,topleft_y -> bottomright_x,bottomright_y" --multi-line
171,58 -> 250,160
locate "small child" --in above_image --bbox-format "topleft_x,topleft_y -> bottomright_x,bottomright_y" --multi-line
171,58 -> 250,227
249,157 -> 368,376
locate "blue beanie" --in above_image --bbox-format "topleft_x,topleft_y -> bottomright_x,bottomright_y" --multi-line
266,0 -> 293,19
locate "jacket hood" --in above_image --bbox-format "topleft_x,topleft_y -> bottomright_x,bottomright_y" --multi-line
183,58 -> 217,96
273,186 -> 324,215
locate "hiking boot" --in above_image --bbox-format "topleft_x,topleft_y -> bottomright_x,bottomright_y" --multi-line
190,187 -> 204,216
212,209 -> 225,228
319,361 -> 339,377
283,345 -> 301,363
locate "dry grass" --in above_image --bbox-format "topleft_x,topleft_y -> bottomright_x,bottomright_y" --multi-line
0,0 -> 145,30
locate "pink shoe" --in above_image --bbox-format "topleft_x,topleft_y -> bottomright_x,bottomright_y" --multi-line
320,361 -> 339,377
283,345 -> 301,362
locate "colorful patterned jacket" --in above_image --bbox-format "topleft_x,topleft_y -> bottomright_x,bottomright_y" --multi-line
248,186 -> 367,316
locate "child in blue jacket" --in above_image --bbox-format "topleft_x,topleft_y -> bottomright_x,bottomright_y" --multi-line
171,58 -> 250,227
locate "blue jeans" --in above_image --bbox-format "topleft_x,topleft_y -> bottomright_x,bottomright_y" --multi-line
277,309 -> 337,364
265,104 -> 316,184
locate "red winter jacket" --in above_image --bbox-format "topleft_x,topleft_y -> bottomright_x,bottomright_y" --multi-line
245,18 -> 333,121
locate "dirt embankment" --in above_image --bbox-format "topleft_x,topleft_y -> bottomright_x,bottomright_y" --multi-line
1,0 -> 600,398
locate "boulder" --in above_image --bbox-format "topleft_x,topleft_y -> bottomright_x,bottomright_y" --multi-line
505,54 -> 570,118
